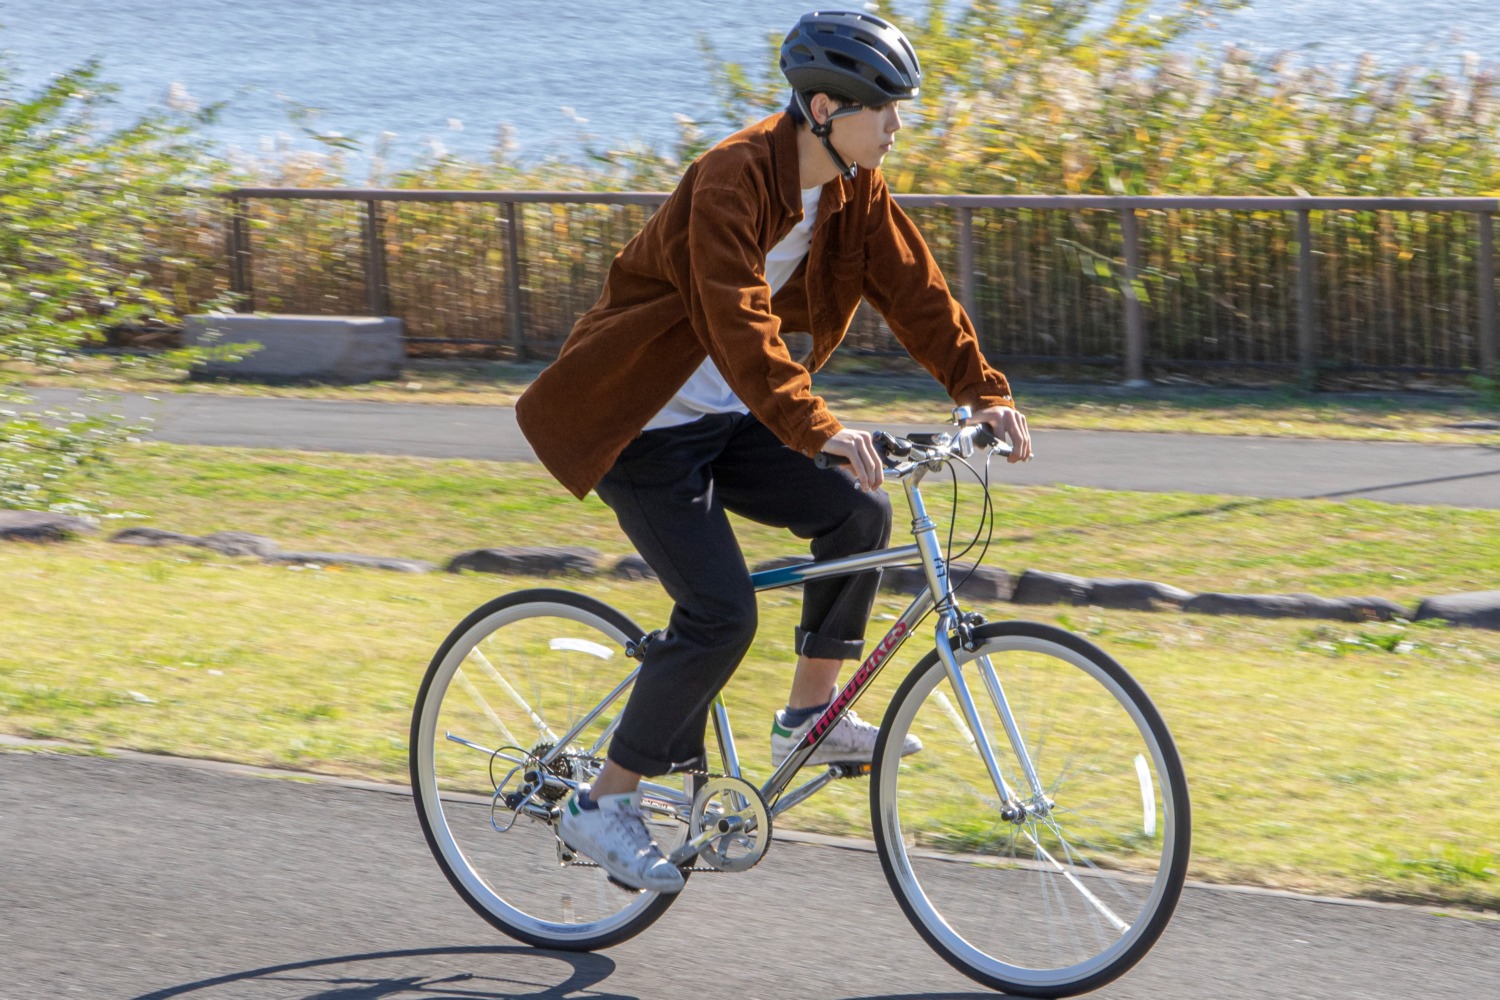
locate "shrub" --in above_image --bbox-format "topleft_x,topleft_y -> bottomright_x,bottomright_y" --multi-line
0,58 -> 228,511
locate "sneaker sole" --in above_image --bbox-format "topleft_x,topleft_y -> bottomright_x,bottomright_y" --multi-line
558,829 -> 685,895
775,745 -> 922,769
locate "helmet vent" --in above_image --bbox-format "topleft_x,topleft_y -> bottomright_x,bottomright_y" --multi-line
779,10 -> 922,108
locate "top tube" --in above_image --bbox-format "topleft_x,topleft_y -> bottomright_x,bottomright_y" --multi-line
749,543 -> 923,591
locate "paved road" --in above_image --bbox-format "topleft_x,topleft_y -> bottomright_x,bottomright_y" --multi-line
22,389 -> 1500,507
3,747 -> 1495,1000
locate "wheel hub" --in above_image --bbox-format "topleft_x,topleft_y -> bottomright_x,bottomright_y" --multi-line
521,742 -> 597,803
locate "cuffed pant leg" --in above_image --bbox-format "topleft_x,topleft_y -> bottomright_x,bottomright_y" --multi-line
712,417 -> 893,661
593,416 -> 757,777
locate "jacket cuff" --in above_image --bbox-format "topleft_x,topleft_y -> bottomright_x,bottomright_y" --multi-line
795,407 -> 844,458
961,391 -> 1016,412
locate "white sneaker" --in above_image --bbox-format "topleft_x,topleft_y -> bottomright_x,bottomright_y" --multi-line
557,789 -> 685,894
770,706 -> 921,768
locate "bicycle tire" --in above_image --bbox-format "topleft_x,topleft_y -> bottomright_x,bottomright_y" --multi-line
871,621 -> 1190,997
410,589 -> 689,951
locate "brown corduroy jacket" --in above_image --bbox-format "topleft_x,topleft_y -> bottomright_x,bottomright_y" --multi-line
515,111 -> 1015,500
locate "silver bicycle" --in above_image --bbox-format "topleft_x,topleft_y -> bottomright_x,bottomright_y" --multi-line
409,412 -> 1191,998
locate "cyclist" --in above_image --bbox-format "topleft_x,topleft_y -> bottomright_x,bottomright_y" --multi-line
515,10 -> 1032,893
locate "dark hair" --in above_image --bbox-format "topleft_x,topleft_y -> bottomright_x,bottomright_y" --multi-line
787,93 -> 807,126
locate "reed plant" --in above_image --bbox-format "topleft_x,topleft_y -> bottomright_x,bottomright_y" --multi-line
14,2 -> 1500,378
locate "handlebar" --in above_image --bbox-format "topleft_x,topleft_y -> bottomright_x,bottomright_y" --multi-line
814,423 -> 1012,473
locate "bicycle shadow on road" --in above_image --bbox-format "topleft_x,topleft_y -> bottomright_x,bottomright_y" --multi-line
127,945 -> 625,1000
124,943 -> 1013,1000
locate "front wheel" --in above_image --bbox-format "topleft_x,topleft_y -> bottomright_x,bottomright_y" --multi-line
409,589 -> 692,951
871,621 -> 1190,997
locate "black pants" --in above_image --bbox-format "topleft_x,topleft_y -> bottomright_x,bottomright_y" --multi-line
593,412 -> 892,777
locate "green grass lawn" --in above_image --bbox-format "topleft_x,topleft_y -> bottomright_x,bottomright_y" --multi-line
69,442 -> 1500,603
2,442 -> 1498,909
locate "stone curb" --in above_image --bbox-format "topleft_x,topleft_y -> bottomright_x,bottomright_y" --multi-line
0,511 -> 97,542
106,527 -> 433,573
10,527 -> 1496,630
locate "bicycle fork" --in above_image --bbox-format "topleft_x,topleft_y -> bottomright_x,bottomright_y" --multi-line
904,472 -> 1049,823
933,623 -> 1051,822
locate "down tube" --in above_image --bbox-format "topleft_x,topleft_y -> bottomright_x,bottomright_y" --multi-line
759,586 -> 935,803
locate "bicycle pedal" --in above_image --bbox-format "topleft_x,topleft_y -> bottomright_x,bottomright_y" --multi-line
604,874 -> 646,895
829,762 -> 873,779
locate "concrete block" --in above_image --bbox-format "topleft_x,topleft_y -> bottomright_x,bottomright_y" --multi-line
184,314 -> 404,382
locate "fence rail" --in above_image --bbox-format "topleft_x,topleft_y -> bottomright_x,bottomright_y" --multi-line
215,188 -> 1500,380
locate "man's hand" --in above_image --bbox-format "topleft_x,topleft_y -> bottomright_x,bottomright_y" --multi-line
821,428 -> 885,490
973,405 -> 1033,463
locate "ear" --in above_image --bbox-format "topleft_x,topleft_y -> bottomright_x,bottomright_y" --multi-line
808,92 -> 834,127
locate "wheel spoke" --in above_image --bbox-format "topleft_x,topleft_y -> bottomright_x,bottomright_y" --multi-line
1020,826 -> 1129,934
467,645 -> 558,744
454,669 -> 519,747
871,622 -> 1189,996
411,592 -> 690,949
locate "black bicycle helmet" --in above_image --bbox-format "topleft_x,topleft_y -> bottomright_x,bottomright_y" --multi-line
779,10 -> 922,108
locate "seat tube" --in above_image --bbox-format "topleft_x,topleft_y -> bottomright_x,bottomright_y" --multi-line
712,693 -> 741,779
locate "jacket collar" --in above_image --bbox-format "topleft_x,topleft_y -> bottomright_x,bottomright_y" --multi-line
770,111 -> 852,222
770,112 -> 803,218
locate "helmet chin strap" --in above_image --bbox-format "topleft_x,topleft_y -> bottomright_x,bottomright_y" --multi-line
796,91 -> 863,182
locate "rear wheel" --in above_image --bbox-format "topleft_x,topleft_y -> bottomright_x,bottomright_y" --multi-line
410,589 -> 691,950
871,621 -> 1190,997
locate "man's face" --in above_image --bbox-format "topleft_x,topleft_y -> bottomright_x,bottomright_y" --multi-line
823,100 -> 904,171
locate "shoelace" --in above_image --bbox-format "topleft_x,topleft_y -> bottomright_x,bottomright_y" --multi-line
603,804 -> 660,859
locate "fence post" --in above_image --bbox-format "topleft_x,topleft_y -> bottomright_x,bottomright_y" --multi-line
1478,211 -> 1497,375
362,200 -> 390,316
504,201 -> 525,360
227,197 -> 253,311
957,205 -> 976,333
1296,208 -> 1318,386
1119,207 -> 1145,384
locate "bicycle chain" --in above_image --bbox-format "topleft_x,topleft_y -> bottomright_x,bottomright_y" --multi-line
563,858 -> 732,874
550,766 -> 737,876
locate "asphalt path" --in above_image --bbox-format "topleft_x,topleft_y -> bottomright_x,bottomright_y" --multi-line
20,388 -> 1500,508
4,747 -> 1496,1000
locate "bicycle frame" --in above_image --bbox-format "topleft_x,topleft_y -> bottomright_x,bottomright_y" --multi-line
637,462 -> 1037,839
478,446 -> 1042,847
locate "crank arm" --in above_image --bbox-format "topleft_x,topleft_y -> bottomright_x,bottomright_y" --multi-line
667,813 -> 751,867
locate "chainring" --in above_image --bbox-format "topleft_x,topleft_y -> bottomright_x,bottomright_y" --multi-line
688,776 -> 772,872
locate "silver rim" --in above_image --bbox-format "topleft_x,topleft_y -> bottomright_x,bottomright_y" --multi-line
413,599 -> 689,944
876,632 -> 1184,992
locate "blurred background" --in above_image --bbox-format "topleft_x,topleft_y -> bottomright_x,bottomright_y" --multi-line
4,0 -> 1498,166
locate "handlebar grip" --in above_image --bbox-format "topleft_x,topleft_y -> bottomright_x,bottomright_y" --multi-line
973,423 -> 1014,457
817,431 -> 909,470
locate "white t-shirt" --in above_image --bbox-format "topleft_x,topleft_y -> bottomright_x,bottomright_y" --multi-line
643,184 -> 824,431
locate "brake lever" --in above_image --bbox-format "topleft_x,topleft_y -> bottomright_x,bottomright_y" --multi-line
873,430 -> 911,460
